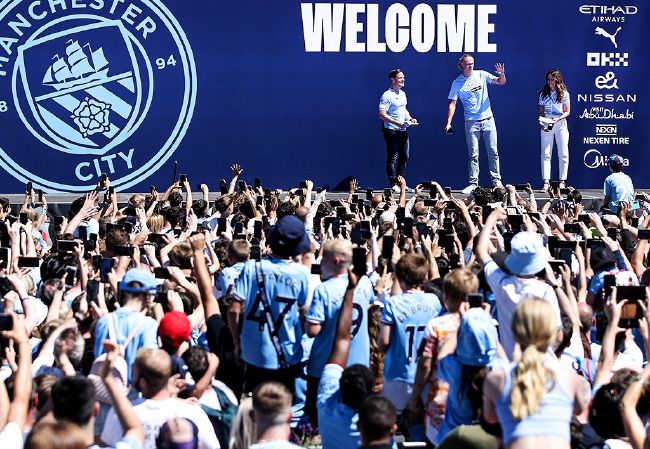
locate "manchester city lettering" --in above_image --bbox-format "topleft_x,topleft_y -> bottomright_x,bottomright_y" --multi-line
0,0 -> 196,192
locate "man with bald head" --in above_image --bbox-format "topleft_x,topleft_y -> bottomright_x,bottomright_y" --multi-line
101,348 -> 220,449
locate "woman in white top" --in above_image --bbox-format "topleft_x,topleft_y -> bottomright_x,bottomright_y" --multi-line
539,69 -> 570,190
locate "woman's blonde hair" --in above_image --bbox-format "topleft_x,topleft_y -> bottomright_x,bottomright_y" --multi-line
147,214 -> 164,233
25,421 -> 88,449
229,396 -> 256,449
509,297 -> 557,420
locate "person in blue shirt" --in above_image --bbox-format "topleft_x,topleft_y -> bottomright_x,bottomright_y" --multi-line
603,154 -> 634,214
215,239 -> 250,298
93,268 -> 159,383
317,270 -> 379,449
435,308 -> 506,445
445,54 -> 506,194
380,253 -> 442,414
227,215 -> 311,395
304,239 -> 373,426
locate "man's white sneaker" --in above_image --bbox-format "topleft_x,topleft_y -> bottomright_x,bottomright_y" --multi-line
461,184 -> 477,195
391,185 -> 401,193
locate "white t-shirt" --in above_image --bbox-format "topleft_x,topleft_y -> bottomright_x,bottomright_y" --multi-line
0,422 -> 24,449
101,397 -> 220,449
484,259 -> 560,359
198,379 -> 238,411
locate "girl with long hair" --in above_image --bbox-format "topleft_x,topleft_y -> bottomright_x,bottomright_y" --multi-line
539,69 -> 571,189
483,298 -> 590,449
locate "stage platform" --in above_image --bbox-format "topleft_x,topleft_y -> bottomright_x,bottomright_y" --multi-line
4,188 -> 612,217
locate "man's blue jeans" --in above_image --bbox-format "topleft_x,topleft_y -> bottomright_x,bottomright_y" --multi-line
464,116 -> 501,186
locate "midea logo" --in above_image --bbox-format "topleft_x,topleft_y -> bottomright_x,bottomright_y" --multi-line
583,149 -> 629,169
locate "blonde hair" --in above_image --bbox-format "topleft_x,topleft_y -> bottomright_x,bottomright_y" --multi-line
443,268 -> 479,306
322,239 -> 352,267
147,214 -> 164,233
509,297 -> 557,420
229,396 -> 256,449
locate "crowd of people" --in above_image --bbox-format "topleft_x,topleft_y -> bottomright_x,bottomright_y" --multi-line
0,155 -> 648,449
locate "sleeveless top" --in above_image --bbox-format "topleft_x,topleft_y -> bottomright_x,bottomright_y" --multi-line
495,357 -> 574,445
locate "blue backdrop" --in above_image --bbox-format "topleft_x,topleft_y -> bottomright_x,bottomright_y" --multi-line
0,0 -> 647,192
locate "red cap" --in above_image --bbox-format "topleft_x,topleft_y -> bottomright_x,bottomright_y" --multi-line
158,311 -> 191,349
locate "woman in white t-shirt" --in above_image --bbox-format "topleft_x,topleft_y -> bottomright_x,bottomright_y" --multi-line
538,69 -> 571,190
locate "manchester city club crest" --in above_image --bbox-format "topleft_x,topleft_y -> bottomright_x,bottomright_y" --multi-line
0,0 -> 196,192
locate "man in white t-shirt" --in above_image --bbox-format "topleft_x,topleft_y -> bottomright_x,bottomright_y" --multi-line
101,348 -> 219,449
476,209 -> 560,359
249,382 -> 302,449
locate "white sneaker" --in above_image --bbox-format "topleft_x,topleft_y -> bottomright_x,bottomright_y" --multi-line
391,185 -> 401,193
461,184 -> 477,195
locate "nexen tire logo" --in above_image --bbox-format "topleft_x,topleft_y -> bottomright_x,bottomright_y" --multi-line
583,149 -> 629,169
0,0 -> 197,192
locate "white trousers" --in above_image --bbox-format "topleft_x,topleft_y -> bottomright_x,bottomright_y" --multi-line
540,117 -> 569,180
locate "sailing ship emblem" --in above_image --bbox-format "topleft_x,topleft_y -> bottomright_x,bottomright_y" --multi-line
15,21 -> 146,156
43,40 -> 110,91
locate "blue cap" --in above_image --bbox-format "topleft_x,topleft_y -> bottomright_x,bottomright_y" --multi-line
456,308 -> 498,367
505,232 -> 547,275
119,268 -> 157,293
609,154 -> 624,166
268,215 -> 311,257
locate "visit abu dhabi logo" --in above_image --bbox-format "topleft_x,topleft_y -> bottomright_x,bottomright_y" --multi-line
0,0 -> 196,192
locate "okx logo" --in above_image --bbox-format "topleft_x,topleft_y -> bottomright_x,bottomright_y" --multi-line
0,0 -> 196,192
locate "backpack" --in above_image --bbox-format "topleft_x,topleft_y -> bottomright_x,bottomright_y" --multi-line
200,384 -> 238,448
88,313 -> 144,404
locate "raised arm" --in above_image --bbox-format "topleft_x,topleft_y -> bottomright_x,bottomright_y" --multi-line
477,208 -> 506,264
492,63 -> 506,85
1,313 -> 31,433
100,341 -> 145,445
327,270 -> 357,368
188,234 -> 220,320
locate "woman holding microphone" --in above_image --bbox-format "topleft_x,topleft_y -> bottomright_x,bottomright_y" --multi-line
539,69 -> 570,190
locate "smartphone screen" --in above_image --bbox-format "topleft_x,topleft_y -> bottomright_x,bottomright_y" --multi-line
217,218 -> 227,234
65,266 -> 77,288
179,174 -> 187,184
99,258 -> 114,282
153,267 -> 171,279
352,247 -> 367,277
0,247 -> 8,269
603,274 -> 616,299
251,245 -> 261,261
19,212 -> 28,225
467,293 -> 484,308
17,256 -> 40,268
86,280 -> 100,304
381,235 -> 394,260
57,240 -> 78,252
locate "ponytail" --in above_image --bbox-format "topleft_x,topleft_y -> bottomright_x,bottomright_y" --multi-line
509,345 -> 555,420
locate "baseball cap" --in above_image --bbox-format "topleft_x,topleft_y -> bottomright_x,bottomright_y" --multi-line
119,268 -> 157,293
158,311 -> 191,349
504,232 -> 547,276
268,215 -> 311,258
378,211 -> 396,225
456,308 -> 498,367
590,246 -> 616,272
609,154 -> 624,166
